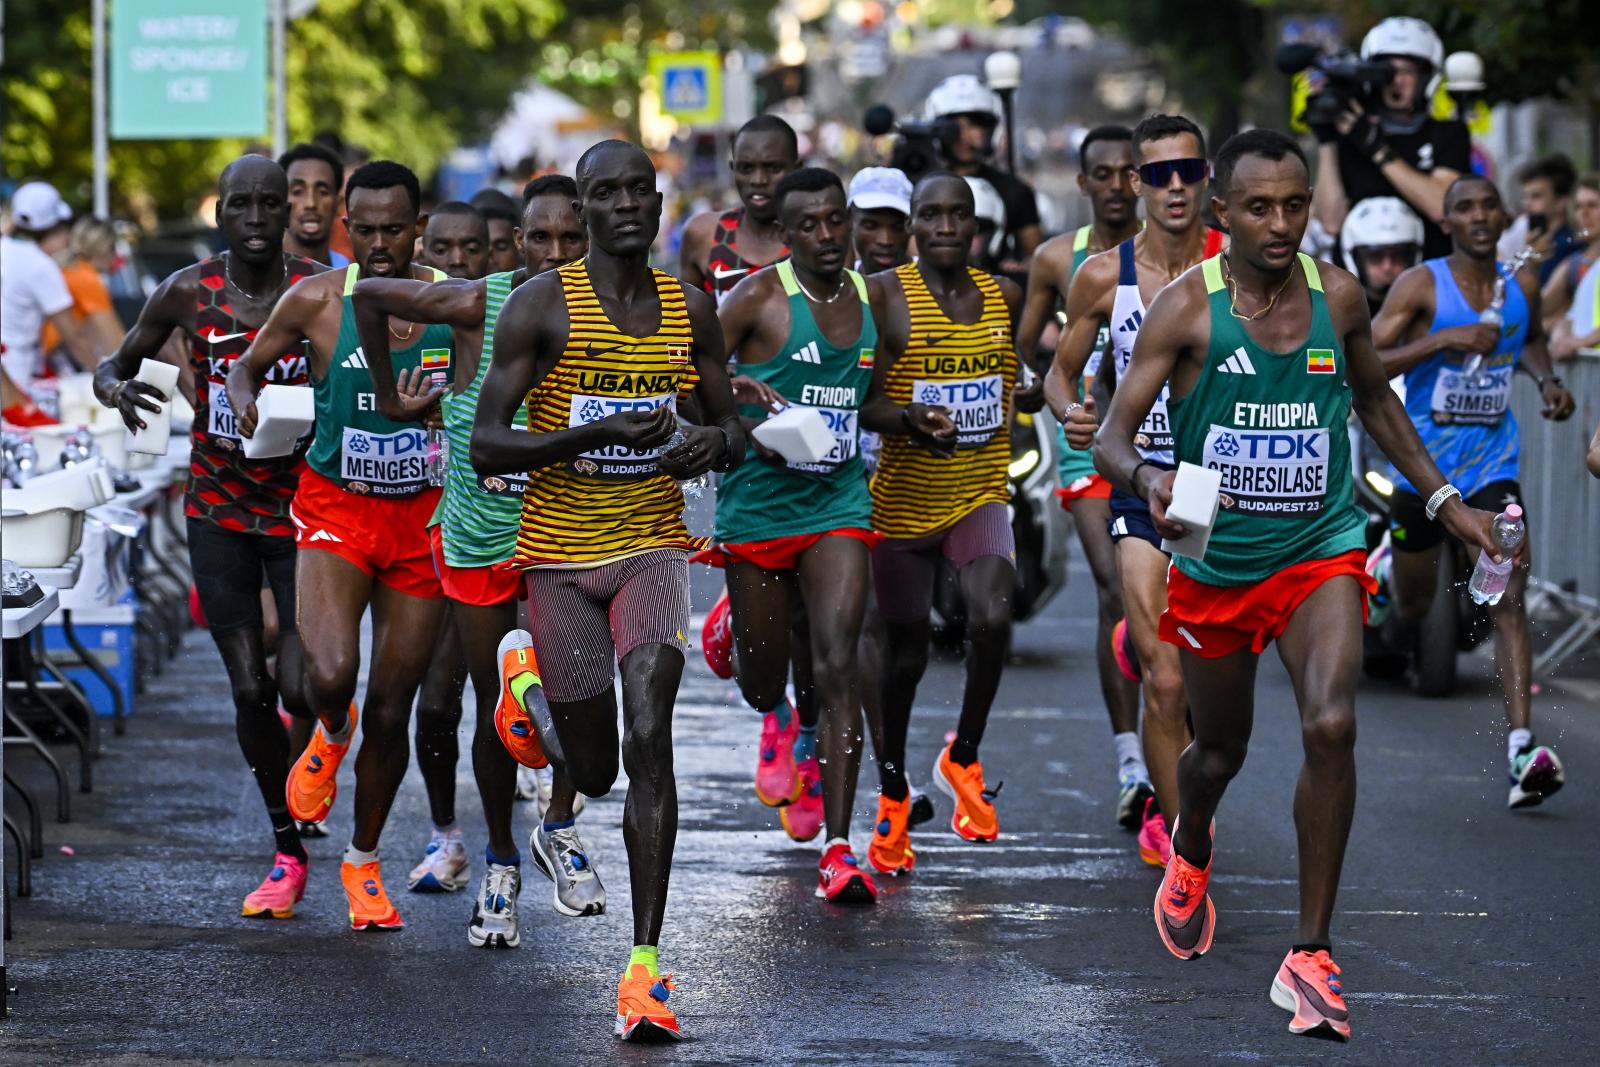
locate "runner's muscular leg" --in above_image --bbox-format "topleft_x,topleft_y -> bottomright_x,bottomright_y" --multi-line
618,642 -> 686,946
1171,646 -> 1259,870
414,605 -> 467,828
954,554 -> 1015,753
876,544 -> 937,799
858,593 -> 889,772
1074,497 -> 1139,734
726,561 -> 795,712
797,536 -> 870,841
349,581 -> 448,853
1273,576 -> 1363,946
789,598 -> 818,733
452,598 -> 523,855
294,547 -> 370,735
1119,538 -> 1189,818
1389,542 -> 1442,625
212,625 -> 293,823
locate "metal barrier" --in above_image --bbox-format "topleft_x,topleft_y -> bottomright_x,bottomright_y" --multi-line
1510,349 -> 1600,674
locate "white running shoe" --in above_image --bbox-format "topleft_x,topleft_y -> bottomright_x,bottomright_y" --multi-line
530,822 -> 606,916
533,765 -> 585,819
408,828 -> 470,892
467,862 -> 521,949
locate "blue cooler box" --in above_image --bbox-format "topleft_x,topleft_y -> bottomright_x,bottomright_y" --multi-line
42,602 -> 137,717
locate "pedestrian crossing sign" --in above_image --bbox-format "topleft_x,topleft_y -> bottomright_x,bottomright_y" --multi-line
650,51 -> 722,126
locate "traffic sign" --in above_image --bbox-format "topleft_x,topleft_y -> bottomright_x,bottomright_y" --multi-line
111,0 -> 267,139
649,51 -> 722,126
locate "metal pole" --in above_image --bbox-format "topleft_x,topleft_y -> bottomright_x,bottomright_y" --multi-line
999,88 -> 1017,175
93,0 -> 109,217
272,0 -> 288,155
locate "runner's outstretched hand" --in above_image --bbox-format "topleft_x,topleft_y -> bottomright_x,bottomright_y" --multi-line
1141,467 -> 1187,541
1440,500 -> 1527,567
108,380 -> 167,434
388,366 -> 447,424
657,423 -> 724,479
904,402 -> 957,458
1539,378 -> 1575,421
1061,394 -> 1099,451
597,405 -> 676,453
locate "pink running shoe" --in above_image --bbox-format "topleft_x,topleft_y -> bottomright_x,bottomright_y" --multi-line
781,757 -> 824,841
241,852 -> 308,919
1111,617 -> 1141,683
1137,796 -> 1171,867
754,706 -> 801,807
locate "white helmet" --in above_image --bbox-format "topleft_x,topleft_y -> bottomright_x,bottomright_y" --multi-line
1341,196 -> 1424,275
964,176 -> 1007,259
926,74 -> 1001,123
1361,17 -> 1444,96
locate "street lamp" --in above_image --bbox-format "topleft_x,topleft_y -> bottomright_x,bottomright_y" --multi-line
984,50 -> 1021,174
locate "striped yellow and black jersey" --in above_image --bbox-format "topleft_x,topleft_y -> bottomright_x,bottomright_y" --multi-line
871,263 -> 1015,539
514,259 -> 703,568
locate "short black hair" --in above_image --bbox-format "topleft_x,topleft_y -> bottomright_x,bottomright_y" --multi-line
469,187 -> 519,223
910,170 -> 974,210
1079,124 -> 1133,171
1132,113 -> 1206,157
733,114 -> 799,160
277,142 -> 343,190
1444,173 -> 1500,212
1519,154 -> 1577,198
1213,129 -> 1308,197
523,174 -> 579,204
574,140 -> 652,196
345,160 -> 421,215
429,200 -> 482,220
774,167 -> 844,218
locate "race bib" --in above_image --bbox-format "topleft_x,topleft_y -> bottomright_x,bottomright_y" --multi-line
1429,364 -> 1512,427
913,375 -> 1004,448
207,380 -> 240,440
566,391 -> 674,480
1203,422 -> 1330,517
1133,385 -> 1173,457
787,405 -> 858,474
340,425 -> 430,496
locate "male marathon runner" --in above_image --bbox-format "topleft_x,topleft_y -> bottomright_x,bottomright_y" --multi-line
415,201 -> 490,281
860,172 -> 1021,868
1017,124 -> 1149,829
470,187 -> 523,274
278,142 -> 349,267
849,167 -> 915,274
1097,130 -> 1507,1041
95,155 -> 326,919
471,140 -> 745,1040
713,167 -> 880,902
1372,174 -> 1575,809
1340,196 -> 1423,314
227,160 -> 455,931
679,115 -> 799,303
353,175 -> 601,945
1048,114 -> 1225,867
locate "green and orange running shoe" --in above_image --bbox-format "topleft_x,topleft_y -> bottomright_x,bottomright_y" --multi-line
494,630 -> 549,769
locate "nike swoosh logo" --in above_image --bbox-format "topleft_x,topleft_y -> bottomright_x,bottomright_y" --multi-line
207,331 -> 253,344
585,343 -> 622,360
924,335 -> 950,346
712,267 -> 747,279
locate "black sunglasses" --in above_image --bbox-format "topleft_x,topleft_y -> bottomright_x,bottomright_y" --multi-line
1137,158 -> 1210,187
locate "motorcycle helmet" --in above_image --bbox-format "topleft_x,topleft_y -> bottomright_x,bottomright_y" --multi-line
1341,196 -> 1424,277
925,74 -> 1002,123
965,176 -> 1007,261
1360,16 -> 1445,99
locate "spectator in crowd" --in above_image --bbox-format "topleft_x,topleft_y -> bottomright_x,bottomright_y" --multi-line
1499,154 -> 1581,283
41,216 -> 125,368
2,182 -> 98,421
1312,17 -> 1471,259
1547,174 -> 1600,360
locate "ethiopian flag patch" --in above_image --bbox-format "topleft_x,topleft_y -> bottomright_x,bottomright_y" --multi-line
420,348 -> 451,370
858,347 -> 875,369
1306,348 -> 1336,374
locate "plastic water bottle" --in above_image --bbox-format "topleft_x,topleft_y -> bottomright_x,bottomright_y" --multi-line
1468,504 -> 1525,606
60,423 -> 98,468
659,429 -> 705,499
425,429 -> 448,487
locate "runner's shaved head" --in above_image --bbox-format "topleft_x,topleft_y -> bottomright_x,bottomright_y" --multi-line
911,171 -> 974,212
575,140 -> 654,196
220,154 -> 287,198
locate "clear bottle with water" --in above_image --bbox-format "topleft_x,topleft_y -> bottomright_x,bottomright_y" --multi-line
659,428 -> 706,499
1468,504 -> 1525,606
424,373 -> 448,487
60,423 -> 99,468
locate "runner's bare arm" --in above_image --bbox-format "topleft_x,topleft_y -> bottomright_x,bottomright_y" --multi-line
1014,241 -> 1067,361
1588,421 -> 1600,478
677,213 -> 714,292
352,277 -> 481,421
1046,252 -> 1116,441
1510,271 -> 1576,420
717,273 -> 786,414
1335,268 -> 1506,561
662,284 -> 746,479
1372,267 -> 1495,377
94,271 -> 191,432
226,279 -> 321,439
859,272 -> 956,451
998,277 -> 1043,413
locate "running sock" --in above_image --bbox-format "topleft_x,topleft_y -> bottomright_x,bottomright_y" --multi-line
269,806 -> 307,862
793,724 -> 818,763
1292,942 -> 1332,955
768,702 -> 792,731
949,737 -> 980,767
1507,728 -> 1534,764
432,822 -> 458,839
343,844 -> 379,867
324,704 -> 355,746
1113,731 -> 1148,781
629,944 -> 660,977
878,764 -> 909,801
508,669 -> 541,711
822,836 -> 850,853
486,846 -> 521,868
543,817 -> 576,832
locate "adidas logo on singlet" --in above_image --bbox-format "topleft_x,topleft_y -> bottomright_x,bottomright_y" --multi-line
1119,309 -> 1143,334
789,340 -> 822,364
1217,347 -> 1257,375
341,348 -> 369,370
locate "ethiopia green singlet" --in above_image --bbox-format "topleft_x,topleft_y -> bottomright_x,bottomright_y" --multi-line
1056,225 -> 1101,485
438,270 -> 521,568
308,263 -> 454,497
714,260 -> 876,545
1169,253 -> 1363,585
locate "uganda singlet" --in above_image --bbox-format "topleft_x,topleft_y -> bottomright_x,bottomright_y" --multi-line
1169,254 -> 1364,586
871,262 -> 1016,539
438,269 -> 521,568
187,254 -> 319,535
705,208 -> 788,306
514,259 -> 702,567
306,263 -> 453,497
715,260 -> 876,545
1392,257 -> 1529,498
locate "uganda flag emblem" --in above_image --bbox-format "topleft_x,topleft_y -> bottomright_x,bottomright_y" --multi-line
667,344 -> 689,365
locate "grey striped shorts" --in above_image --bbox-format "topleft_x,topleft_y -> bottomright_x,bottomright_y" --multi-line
524,549 -> 690,702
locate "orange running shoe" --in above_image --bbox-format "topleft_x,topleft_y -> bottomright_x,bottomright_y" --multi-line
1153,818 -> 1215,960
494,630 -> 549,769
285,702 -> 357,823
615,963 -> 683,1041
341,860 -> 403,931
931,742 -> 999,842
1270,948 -> 1351,1041
867,793 -> 917,875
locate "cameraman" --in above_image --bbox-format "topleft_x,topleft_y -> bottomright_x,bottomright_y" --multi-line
1312,16 -> 1470,259
927,74 -> 1041,274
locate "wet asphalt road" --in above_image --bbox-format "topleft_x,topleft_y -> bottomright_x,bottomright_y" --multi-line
3,552 -> 1598,1066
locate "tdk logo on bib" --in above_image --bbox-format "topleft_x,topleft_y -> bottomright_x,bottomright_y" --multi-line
1204,423 -> 1330,516
912,375 -> 1003,447
568,392 -> 674,479
341,426 -> 428,494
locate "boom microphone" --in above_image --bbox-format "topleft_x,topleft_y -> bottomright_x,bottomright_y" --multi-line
863,104 -> 897,137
